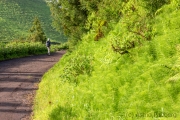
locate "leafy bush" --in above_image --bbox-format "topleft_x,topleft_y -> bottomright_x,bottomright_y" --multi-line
60,54 -> 93,84
51,42 -> 69,51
0,42 -> 47,61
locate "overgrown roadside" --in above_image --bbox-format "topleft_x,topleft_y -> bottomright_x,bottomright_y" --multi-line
0,50 -> 66,120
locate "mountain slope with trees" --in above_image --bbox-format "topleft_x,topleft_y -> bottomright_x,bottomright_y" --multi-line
0,0 -> 66,42
34,0 -> 180,119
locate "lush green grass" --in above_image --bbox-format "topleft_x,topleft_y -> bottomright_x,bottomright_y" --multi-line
33,1 -> 180,120
0,0 -> 66,42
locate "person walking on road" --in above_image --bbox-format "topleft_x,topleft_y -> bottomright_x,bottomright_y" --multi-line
46,38 -> 51,55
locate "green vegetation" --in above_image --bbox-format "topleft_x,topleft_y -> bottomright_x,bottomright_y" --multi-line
0,0 -> 66,42
0,42 -> 47,61
33,0 -> 180,120
48,0 -> 88,41
0,41 -> 68,61
28,17 -> 47,43
0,0 -> 68,61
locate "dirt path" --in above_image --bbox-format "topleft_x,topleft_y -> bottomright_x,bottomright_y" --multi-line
0,50 -> 66,120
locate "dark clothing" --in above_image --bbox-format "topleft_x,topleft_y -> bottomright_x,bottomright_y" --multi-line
46,40 -> 51,47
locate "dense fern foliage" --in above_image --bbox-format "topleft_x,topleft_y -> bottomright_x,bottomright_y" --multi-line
34,0 -> 180,120
0,0 -> 66,42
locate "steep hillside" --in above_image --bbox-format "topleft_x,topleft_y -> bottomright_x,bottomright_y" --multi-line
34,0 -> 180,120
0,0 -> 66,42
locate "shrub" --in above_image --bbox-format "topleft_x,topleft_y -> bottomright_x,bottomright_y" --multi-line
0,42 -> 47,61
60,54 -> 93,84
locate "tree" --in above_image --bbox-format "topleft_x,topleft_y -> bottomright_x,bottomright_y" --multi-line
48,0 -> 89,41
48,0 -> 122,42
28,17 -> 46,43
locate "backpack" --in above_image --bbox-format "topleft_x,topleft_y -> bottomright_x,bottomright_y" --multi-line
46,41 -> 50,47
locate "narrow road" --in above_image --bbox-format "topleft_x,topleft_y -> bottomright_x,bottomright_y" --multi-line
0,50 -> 66,120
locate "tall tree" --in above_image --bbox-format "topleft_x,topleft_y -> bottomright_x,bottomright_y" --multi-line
28,17 -> 46,43
48,0 -> 89,41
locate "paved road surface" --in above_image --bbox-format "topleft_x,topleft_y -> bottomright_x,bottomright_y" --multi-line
0,51 -> 66,120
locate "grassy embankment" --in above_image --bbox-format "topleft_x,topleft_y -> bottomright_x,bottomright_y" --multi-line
34,1 -> 180,120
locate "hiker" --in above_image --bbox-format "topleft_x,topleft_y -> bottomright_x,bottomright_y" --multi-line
46,38 -> 51,55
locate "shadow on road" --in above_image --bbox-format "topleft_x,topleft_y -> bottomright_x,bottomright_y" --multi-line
0,50 -> 66,120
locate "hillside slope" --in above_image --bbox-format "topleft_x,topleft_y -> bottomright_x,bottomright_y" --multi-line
34,1 -> 180,120
0,0 -> 66,42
